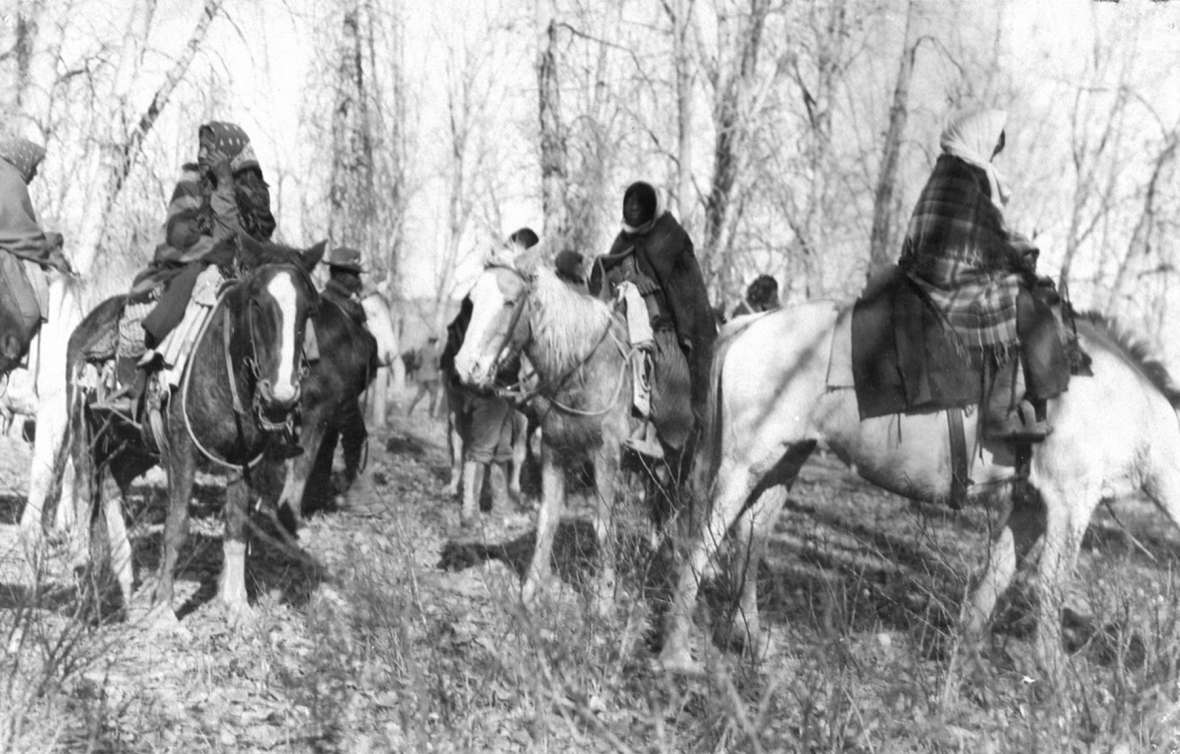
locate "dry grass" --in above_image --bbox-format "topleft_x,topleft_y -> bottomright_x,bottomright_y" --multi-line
3,423 -> 1180,751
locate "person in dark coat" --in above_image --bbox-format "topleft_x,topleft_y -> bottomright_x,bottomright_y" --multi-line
731,274 -> 779,318
322,246 -> 367,324
138,121 -> 276,350
0,137 -> 71,368
899,108 -> 1067,442
589,181 -> 716,455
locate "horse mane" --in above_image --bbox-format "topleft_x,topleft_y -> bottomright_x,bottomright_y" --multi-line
1077,310 -> 1180,407
526,266 -> 616,376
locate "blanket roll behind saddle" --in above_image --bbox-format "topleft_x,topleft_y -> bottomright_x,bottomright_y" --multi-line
851,266 -> 984,420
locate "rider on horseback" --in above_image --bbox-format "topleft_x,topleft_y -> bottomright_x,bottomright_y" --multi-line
0,138 -> 72,370
899,109 -> 1067,443
590,181 -> 716,458
100,122 -> 278,416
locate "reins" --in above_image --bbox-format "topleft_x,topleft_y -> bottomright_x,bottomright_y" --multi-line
496,297 -> 634,418
179,289 -> 267,471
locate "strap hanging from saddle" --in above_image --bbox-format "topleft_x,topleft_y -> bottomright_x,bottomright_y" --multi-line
946,407 -> 970,509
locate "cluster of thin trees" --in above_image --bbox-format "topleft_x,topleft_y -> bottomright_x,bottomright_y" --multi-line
3,1 -> 1180,520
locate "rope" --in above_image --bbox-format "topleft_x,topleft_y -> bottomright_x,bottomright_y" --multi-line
179,291 -> 265,471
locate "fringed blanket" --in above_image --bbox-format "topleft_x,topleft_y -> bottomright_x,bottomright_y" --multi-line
899,154 -> 1036,358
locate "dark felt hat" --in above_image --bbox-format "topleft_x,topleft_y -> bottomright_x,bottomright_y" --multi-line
326,246 -> 364,272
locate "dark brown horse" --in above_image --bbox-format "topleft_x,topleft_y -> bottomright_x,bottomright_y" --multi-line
274,289 -> 378,528
68,237 -> 324,618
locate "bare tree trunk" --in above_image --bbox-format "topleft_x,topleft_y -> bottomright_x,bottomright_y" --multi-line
867,0 -> 917,281
328,4 -> 377,252
23,0 -> 222,536
663,0 -> 696,224
537,14 -> 568,248
702,0 -> 771,302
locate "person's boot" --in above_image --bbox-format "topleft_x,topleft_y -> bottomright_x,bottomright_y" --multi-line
984,399 -> 1052,443
625,419 -> 664,459
983,363 -> 1052,443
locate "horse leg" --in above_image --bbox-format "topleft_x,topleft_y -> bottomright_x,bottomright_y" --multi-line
963,486 -> 1045,641
218,476 -> 252,618
660,459 -> 757,673
445,408 -> 463,497
509,411 -> 528,502
522,443 -> 564,605
590,441 -> 621,616
156,445 -> 195,611
1030,480 -> 1094,684
460,461 -> 485,527
723,486 -> 788,661
276,420 -> 326,529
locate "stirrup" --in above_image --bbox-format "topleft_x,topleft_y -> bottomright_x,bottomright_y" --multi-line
984,403 -> 1052,443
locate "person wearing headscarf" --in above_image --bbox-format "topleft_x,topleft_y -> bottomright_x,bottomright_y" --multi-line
899,108 -> 1067,442
731,274 -> 780,318
0,137 -> 71,368
136,122 -> 276,349
589,181 -> 715,457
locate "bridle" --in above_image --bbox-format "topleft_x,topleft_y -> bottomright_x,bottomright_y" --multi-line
180,263 -> 315,469
482,265 -> 633,417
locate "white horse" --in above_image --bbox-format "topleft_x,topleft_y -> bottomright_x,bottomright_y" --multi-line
660,301 -> 1180,682
361,291 -> 399,429
453,259 -> 638,612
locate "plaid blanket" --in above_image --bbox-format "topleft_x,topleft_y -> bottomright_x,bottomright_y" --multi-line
900,154 -> 1034,356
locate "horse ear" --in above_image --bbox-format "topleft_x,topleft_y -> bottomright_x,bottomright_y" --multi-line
237,234 -> 263,270
299,241 -> 327,273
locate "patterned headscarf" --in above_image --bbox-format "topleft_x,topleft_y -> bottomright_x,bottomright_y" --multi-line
197,121 -> 260,174
0,138 -> 46,184
939,109 -> 1009,210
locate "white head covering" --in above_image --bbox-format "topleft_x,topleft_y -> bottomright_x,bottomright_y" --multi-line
939,109 -> 1008,210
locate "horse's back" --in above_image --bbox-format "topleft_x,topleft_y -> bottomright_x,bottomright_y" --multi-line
67,295 -> 127,368
361,293 -> 398,367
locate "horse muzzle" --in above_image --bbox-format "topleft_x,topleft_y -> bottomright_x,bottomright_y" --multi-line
256,378 -> 301,420
454,354 -> 495,390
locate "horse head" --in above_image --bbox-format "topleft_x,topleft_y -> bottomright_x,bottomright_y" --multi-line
234,236 -> 324,424
454,261 -> 531,390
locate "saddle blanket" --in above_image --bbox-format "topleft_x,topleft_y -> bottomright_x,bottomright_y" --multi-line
844,266 -> 984,420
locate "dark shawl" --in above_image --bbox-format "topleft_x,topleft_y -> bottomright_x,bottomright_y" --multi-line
590,212 -> 716,414
0,157 -> 69,272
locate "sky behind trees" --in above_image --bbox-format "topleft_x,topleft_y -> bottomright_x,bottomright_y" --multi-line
5,0 -> 1180,353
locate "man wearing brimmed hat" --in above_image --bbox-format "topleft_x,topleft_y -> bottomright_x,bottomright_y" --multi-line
322,246 -> 367,325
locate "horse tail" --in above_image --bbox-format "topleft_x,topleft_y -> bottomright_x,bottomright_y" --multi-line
690,318 -> 759,507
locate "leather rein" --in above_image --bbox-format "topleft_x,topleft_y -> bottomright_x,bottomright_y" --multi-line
486,266 -> 633,417
178,272 -> 311,470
